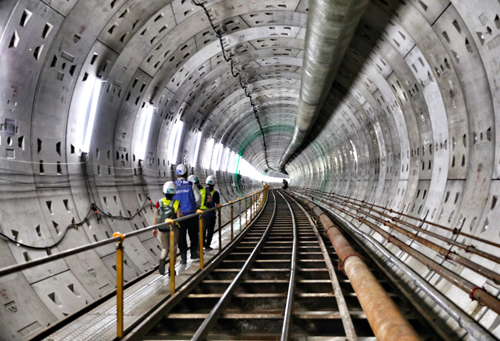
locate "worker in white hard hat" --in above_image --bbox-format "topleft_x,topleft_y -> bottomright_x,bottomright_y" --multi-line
153,181 -> 181,275
201,175 -> 220,251
173,164 -> 201,264
188,174 -> 202,191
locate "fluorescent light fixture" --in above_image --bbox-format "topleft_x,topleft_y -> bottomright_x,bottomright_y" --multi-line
212,142 -> 223,171
168,120 -> 184,163
222,147 -> 230,171
82,79 -> 104,153
134,105 -> 155,160
192,131 -> 202,167
202,138 -> 214,169
228,151 -> 236,173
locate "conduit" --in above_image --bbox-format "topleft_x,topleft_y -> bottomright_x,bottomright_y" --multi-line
279,0 -> 369,171
329,195 -> 500,285
300,190 -> 500,317
292,191 -> 496,341
288,192 -> 420,341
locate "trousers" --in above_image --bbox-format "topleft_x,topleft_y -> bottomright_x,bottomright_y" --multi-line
178,215 -> 199,257
158,227 -> 179,260
203,215 -> 216,248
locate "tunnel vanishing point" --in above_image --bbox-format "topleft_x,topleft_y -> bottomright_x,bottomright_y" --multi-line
1,0 -> 500,340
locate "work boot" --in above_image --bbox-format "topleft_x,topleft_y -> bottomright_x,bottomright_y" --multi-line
180,251 -> 187,265
158,259 -> 166,275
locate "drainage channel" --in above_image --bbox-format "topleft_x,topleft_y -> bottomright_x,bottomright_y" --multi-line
127,190 -> 374,340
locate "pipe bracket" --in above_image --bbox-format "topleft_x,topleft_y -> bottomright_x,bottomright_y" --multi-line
470,287 -> 486,302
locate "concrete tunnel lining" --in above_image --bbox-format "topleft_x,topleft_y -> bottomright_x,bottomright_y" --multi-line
0,0 -> 500,339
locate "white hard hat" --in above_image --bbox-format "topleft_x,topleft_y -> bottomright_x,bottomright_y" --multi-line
188,174 -> 199,183
206,175 -> 216,186
176,164 -> 187,176
163,181 -> 176,194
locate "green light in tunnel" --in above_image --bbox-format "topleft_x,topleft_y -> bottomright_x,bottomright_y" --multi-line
237,124 -> 294,156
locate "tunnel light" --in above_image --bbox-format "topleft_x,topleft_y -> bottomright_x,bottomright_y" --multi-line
212,142 -> 223,171
228,151 -> 237,173
82,79 -> 105,153
234,154 -> 287,184
349,140 -> 358,164
202,138 -> 214,169
192,131 -> 202,167
168,120 -> 184,163
134,105 -> 155,161
222,147 -> 230,172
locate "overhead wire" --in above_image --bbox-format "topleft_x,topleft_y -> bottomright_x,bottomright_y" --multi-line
192,0 -> 271,170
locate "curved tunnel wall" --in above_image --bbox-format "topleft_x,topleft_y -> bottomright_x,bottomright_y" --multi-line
0,0 -> 500,339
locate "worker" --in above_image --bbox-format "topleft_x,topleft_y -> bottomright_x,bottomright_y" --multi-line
201,175 -> 220,251
282,179 -> 288,189
153,181 -> 181,275
173,164 -> 201,264
188,174 -> 203,191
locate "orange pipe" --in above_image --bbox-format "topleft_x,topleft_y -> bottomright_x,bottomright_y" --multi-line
290,193 -> 419,341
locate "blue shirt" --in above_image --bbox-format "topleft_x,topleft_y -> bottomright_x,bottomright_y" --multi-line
173,179 -> 197,214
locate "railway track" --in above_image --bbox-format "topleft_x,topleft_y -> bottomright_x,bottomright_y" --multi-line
126,190 -> 445,340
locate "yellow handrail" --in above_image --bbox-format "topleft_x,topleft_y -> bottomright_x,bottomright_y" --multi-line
0,185 -> 270,339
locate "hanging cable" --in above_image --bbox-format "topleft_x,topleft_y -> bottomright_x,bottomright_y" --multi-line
192,0 -> 271,170
0,208 -> 92,250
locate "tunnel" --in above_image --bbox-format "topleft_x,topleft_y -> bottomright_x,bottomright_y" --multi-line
0,0 -> 499,339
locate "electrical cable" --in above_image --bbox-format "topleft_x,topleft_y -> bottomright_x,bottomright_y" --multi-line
0,208 -> 93,250
192,0 -> 271,170
0,199 -> 153,250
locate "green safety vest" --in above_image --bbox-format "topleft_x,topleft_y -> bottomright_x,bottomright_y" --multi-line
160,198 -> 180,215
200,187 -> 216,210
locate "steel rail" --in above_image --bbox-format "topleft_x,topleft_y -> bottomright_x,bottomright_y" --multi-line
121,190 -> 271,341
191,191 -> 278,340
314,189 -> 500,250
300,191 -> 497,341
285,192 -> 357,340
327,195 -> 500,285
278,191 -> 297,341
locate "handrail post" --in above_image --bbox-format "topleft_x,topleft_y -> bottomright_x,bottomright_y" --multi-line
238,199 -> 242,234
113,232 -> 125,339
197,210 -> 204,270
250,195 -> 253,221
218,204 -> 222,252
229,202 -> 234,241
252,195 -> 255,220
245,197 -> 248,228
169,222 -> 175,295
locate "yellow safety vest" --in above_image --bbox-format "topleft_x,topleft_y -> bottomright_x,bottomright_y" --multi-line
200,187 -> 216,210
160,198 -> 180,215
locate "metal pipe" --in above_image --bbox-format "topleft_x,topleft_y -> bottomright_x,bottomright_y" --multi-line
289,193 -> 420,341
328,190 -> 500,250
315,198 -> 497,341
279,0 -> 369,171
330,196 -> 500,284
309,189 -> 500,265
197,210 -> 204,270
170,227 -> 175,295
334,203 -> 500,316
113,232 -> 125,339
